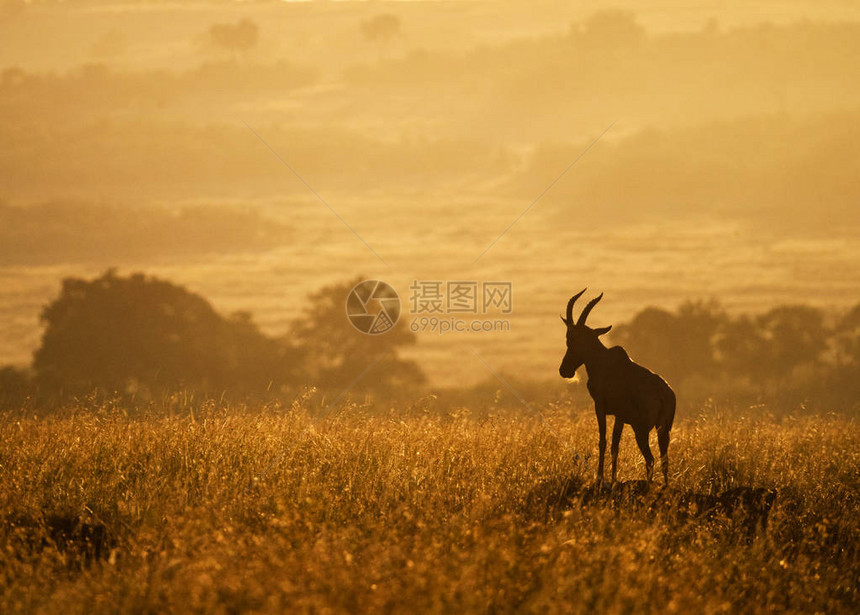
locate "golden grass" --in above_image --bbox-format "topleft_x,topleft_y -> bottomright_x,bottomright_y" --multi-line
0,399 -> 857,613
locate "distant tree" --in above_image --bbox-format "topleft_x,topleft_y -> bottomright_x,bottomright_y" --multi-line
756,305 -> 828,376
33,270 -> 297,398
207,18 -> 259,60
611,300 -> 724,385
605,299 -> 856,408
0,366 -> 31,408
714,314 -> 770,380
361,13 -> 402,44
0,66 -> 25,88
572,10 -> 646,51
290,276 -> 424,397
611,306 -> 675,374
834,303 -> 860,366
828,303 -> 860,407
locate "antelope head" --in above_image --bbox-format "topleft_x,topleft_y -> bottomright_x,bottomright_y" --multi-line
559,289 -> 612,378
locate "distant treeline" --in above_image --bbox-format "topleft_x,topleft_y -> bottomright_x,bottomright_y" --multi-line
0,271 -> 857,411
0,271 -> 423,407
612,300 -> 860,410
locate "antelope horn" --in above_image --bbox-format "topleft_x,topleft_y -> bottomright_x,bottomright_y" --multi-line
565,288 -> 587,325
577,292 -> 603,326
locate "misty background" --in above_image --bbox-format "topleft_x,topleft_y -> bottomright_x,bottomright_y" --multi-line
1,0 -> 859,392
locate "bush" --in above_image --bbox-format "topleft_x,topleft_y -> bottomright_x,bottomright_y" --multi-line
33,270 -> 298,399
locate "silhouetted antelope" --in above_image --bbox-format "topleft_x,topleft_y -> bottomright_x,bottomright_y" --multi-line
559,290 -> 676,485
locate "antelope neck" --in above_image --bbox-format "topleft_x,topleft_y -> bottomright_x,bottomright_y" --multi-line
582,340 -> 612,379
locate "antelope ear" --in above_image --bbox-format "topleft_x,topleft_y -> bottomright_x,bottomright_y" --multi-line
560,315 -> 569,326
594,325 -> 612,336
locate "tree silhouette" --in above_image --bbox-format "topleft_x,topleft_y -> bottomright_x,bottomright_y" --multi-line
834,303 -> 860,366
290,276 -> 424,397
755,305 -> 827,378
0,366 -> 30,408
715,314 -> 770,380
610,300 -> 852,408
361,14 -> 401,44
34,270 -> 296,397
611,300 -> 723,385
572,10 -> 646,51
207,18 -> 258,60
828,303 -> 860,407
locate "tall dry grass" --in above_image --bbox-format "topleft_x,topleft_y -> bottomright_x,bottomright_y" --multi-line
0,397 -> 857,613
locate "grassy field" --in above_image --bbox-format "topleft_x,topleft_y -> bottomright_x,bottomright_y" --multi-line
1,398 -> 857,613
